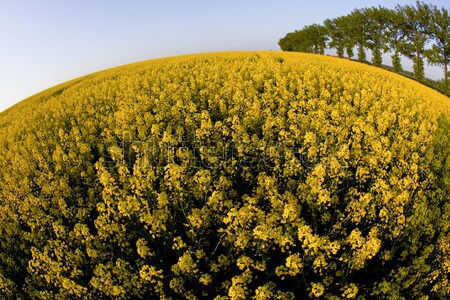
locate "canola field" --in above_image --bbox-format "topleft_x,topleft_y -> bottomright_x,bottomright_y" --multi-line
0,51 -> 449,299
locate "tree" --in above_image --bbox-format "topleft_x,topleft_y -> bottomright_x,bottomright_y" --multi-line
425,5 -> 450,93
363,6 -> 391,67
335,15 -> 357,59
279,31 -> 302,52
397,1 -> 433,81
385,7 -> 406,73
304,24 -> 328,55
279,24 -> 327,54
348,9 -> 369,62
324,18 -> 345,58
329,11 -> 372,61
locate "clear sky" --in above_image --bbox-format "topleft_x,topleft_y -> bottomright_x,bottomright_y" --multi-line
1,0 -> 449,112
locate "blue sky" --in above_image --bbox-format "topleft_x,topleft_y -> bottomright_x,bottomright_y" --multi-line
0,0 -> 449,112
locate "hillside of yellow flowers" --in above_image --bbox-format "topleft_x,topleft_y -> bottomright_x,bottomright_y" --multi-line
1,51 -> 449,299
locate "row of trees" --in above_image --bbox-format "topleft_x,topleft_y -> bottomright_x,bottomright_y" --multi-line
279,1 -> 450,92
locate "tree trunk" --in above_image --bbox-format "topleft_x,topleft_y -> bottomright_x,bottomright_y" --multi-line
372,47 -> 382,67
414,50 -> 425,82
444,61 -> 449,94
337,46 -> 344,58
392,51 -> 402,73
357,43 -> 366,62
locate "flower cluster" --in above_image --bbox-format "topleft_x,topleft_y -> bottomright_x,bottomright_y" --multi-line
0,51 -> 449,299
